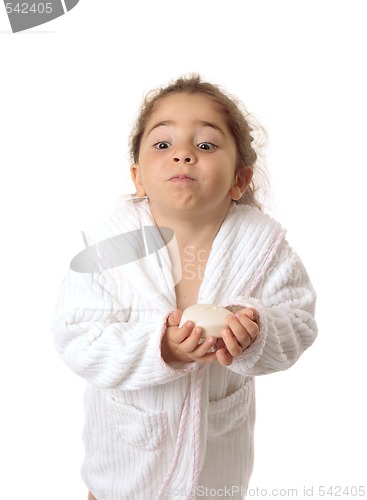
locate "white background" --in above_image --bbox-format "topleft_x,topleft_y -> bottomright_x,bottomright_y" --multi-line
1,1 -> 366,498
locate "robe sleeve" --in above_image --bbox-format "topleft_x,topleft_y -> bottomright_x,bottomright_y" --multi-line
52,268 -> 194,390
225,240 -> 317,376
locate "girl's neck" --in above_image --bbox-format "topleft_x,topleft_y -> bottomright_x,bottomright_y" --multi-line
148,201 -> 231,249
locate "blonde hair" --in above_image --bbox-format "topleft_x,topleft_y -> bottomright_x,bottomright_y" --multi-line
129,74 -> 268,209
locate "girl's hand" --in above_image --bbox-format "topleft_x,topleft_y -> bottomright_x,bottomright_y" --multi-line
216,308 -> 260,366
161,309 -> 218,364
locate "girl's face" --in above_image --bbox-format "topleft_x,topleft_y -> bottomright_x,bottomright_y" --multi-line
131,93 -> 251,221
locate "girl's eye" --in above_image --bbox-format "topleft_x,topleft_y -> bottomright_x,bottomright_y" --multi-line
197,142 -> 217,151
154,141 -> 171,150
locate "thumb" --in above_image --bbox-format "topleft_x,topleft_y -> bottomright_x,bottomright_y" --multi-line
243,307 -> 259,323
166,309 -> 182,327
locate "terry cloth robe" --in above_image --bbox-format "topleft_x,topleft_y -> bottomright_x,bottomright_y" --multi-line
52,198 -> 317,500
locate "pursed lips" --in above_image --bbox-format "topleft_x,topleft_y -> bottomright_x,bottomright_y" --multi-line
169,174 -> 196,181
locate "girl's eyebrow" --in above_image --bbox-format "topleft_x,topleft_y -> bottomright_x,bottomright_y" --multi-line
145,120 -> 225,137
198,121 -> 225,136
145,121 -> 173,137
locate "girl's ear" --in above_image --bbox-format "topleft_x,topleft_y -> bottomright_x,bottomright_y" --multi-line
130,164 -> 147,197
230,167 -> 253,201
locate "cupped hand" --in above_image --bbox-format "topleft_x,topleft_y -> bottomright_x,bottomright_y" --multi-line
161,309 -> 218,364
215,307 -> 260,366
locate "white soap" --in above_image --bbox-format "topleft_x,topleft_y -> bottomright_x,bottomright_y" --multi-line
179,303 -> 232,338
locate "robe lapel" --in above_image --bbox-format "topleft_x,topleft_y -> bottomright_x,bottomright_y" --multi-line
198,204 -> 286,305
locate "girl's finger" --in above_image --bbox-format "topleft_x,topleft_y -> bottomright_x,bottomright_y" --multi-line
233,312 -> 259,340
221,328 -> 243,357
173,320 -> 196,343
192,336 -> 217,357
179,327 -> 205,353
216,348 -> 233,366
225,315 -> 253,346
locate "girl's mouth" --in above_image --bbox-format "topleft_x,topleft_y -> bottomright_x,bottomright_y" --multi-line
169,174 -> 195,182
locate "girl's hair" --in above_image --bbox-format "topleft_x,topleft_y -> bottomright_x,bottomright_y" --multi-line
129,74 -> 267,209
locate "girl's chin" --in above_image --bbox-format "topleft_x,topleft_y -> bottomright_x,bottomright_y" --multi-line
148,194 -> 231,215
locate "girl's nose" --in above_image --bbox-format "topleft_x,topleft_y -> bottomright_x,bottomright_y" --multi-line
173,148 -> 197,164
173,155 -> 193,163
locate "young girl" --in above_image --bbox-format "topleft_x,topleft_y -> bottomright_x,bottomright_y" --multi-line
53,75 -> 317,500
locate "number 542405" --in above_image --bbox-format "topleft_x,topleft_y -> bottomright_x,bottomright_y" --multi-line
5,3 -> 53,14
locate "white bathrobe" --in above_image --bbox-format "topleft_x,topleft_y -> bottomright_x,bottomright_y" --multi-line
52,198 -> 317,500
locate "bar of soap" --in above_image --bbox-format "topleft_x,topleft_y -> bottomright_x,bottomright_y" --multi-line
179,304 -> 232,338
